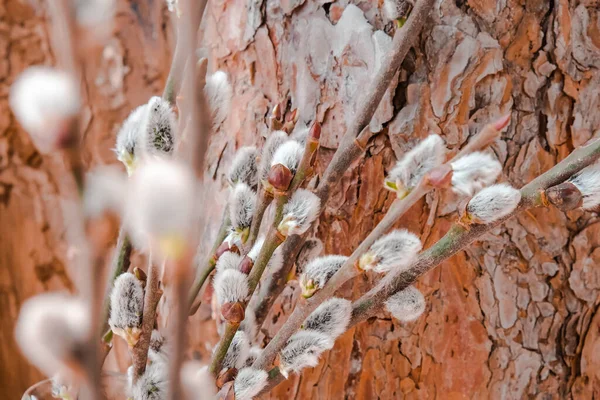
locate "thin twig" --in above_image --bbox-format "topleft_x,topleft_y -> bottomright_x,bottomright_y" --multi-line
245,190 -> 273,251
131,255 -> 162,381
188,209 -> 231,314
167,251 -> 195,400
249,0 -> 435,330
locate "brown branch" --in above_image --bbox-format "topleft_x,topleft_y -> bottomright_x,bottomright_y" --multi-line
131,256 -> 162,381
245,189 -> 274,251
188,209 -> 231,314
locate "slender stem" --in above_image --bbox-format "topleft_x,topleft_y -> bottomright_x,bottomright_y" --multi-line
245,190 -> 273,251
167,251 -> 194,400
188,209 -> 231,313
132,256 -> 161,381
209,322 -> 240,373
250,236 -> 304,327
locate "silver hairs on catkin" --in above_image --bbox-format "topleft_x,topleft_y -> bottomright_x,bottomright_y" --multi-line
358,229 -> 422,274
385,286 -> 426,322
278,189 -> 320,236
465,183 -> 521,224
234,368 -> 268,400
302,298 -> 352,339
569,162 -> 600,210
450,152 -> 502,197
228,146 -> 258,189
299,255 -> 348,298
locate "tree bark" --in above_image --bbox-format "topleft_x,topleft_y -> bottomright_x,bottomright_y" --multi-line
4,0 -> 600,399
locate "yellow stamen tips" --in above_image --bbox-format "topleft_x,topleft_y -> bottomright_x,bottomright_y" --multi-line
236,227 -> 250,244
384,180 -> 398,191
113,327 -> 142,348
358,252 -> 376,271
158,233 -> 187,260
118,152 -> 137,177
301,280 -> 316,298
396,186 -> 409,200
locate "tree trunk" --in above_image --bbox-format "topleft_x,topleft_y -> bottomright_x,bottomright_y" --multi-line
3,0 -> 600,399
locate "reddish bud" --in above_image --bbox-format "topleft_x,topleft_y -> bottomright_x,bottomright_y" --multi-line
215,242 -> 240,260
239,256 -> 254,275
267,164 -> 293,192
545,182 -> 583,211
216,368 -> 238,389
221,301 -> 245,323
309,122 -> 321,141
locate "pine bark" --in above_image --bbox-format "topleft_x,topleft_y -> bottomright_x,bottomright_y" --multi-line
3,0 -> 600,399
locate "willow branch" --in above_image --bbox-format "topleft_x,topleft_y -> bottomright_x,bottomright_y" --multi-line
167,251 -> 195,400
131,256 -> 162,381
245,190 -> 273,251
249,0 -> 435,330
188,208 -> 231,314
350,136 -> 600,325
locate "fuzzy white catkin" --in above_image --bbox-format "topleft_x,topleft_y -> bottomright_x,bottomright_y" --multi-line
84,166 -> 127,217
278,189 -> 320,236
229,183 -> 256,230
359,229 -> 422,274
109,273 -> 144,330
385,286 -> 426,322
216,251 -> 244,272
181,362 -> 216,400
234,368 -> 268,400
386,135 -> 446,193
259,130 -> 288,181
222,331 -> 250,370
115,103 -> 148,166
228,146 -> 258,188
148,330 -> 169,364
450,152 -> 502,197
569,162 -> 600,210
125,159 -> 196,255
142,96 -> 177,156
303,298 -> 352,339
245,346 -> 262,367
205,71 -> 232,128
10,66 -> 80,153
466,183 -> 521,223
300,255 -> 348,294
214,269 -> 249,305
271,140 -> 304,173
278,330 -> 334,378
15,293 -> 89,378
132,361 -> 168,400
